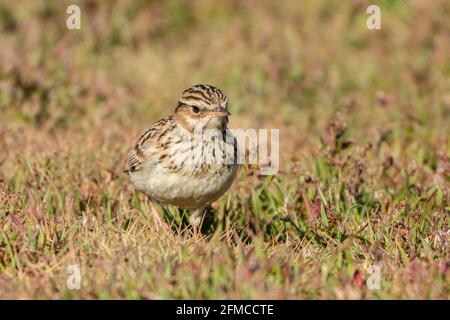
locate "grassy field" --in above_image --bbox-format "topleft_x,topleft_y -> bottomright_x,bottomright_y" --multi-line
0,0 -> 449,299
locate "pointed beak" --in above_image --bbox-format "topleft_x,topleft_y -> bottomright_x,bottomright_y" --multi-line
208,107 -> 230,117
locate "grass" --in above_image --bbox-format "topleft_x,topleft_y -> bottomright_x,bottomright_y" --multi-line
0,0 -> 449,299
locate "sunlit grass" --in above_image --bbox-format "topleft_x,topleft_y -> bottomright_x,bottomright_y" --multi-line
0,0 -> 448,299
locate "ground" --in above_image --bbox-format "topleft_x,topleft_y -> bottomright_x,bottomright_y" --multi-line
0,0 -> 449,299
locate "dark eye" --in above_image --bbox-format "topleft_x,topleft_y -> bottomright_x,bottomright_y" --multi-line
192,106 -> 200,113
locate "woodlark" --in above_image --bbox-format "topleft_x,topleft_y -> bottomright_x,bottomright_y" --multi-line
125,84 -> 238,229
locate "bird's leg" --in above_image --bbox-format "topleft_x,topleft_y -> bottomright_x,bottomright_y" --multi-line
189,207 -> 205,235
148,200 -> 165,230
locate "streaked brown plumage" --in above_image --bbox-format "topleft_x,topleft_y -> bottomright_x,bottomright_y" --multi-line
125,84 -> 238,228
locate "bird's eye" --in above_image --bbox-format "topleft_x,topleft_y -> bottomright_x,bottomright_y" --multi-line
192,106 -> 200,113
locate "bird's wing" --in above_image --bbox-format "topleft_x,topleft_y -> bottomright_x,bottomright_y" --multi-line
124,116 -> 175,173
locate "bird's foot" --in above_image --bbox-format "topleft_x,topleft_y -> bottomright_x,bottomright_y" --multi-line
189,208 -> 205,236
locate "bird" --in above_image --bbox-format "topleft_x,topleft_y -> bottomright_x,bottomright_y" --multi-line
125,84 -> 238,231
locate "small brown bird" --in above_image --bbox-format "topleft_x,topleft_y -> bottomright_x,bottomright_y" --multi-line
125,84 -> 238,229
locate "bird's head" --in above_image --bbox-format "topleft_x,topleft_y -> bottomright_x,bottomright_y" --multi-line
174,84 -> 230,132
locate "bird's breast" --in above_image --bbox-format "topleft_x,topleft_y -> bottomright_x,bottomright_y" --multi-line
129,132 -> 238,209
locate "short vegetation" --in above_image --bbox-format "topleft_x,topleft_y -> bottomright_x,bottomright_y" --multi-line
0,0 -> 448,299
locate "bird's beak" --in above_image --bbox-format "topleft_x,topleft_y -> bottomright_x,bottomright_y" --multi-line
208,107 -> 230,117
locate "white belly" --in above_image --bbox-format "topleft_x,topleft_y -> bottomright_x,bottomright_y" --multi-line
130,163 -> 237,209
